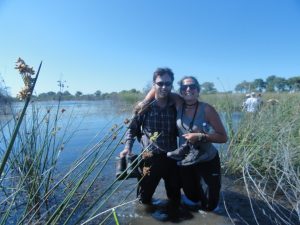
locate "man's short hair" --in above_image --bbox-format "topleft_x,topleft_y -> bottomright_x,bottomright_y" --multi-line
153,67 -> 174,82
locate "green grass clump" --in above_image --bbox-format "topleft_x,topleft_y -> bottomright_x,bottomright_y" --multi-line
223,92 -> 300,223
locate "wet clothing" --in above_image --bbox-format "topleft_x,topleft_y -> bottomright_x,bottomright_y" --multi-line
180,153 -> 221,211
125,99 -> 180,204
176,102 -> 221,210
139,154 -> 180,204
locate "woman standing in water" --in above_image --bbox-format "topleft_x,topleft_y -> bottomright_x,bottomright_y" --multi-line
142,76 -> 227,211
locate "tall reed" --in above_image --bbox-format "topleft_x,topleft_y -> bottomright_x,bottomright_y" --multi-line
0,59 -> 42,178
224,93 -> 300,224
0,59 -> 142,224
0,98 -> 145,224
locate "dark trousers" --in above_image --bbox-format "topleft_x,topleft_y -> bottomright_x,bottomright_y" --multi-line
138,154 -> 181,205
180,153 -> 221,211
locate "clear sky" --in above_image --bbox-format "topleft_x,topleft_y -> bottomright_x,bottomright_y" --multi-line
1,0 -> 300,96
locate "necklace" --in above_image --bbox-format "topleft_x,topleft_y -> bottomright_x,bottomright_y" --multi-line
181,101 -> 199,132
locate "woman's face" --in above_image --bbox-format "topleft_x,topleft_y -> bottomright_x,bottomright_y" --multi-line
180,78 -> 199,101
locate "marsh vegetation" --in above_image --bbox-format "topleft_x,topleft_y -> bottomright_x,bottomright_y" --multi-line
0,92 -> 298,224
203,92 -> 300,224
0,60 -> 299,224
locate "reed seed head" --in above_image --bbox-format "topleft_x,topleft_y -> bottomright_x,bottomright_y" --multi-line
15,57 -> 36,100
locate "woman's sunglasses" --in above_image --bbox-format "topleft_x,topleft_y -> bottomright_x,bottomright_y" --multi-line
180,84 -> 198,91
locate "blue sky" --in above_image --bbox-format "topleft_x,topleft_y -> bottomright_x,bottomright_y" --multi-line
1,0 -> 300,96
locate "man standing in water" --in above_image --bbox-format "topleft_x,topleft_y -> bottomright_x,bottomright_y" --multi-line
120,68 -> 181,221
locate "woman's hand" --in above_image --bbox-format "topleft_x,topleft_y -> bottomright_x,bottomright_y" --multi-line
182,133 -> 201,144
183,132 -> 207,144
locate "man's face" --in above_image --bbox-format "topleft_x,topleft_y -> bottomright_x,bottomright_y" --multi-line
153,74 -> 173,99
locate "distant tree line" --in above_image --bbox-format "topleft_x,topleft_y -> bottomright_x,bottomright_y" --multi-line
235,75 -> 300,93
31,88 -> 144,104
31,81 -> 218,102
1,75 -> 299,105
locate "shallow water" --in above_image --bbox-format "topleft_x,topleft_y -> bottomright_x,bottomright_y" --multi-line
114,180 -> 233,225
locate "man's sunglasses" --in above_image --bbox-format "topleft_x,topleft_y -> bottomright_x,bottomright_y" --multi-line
180,84 -> 198,91
155,81 -> 172,87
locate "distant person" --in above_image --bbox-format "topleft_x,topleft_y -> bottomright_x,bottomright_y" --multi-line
242,92 -> 259,113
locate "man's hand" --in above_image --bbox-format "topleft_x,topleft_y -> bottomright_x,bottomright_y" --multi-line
119,148 -> 133,158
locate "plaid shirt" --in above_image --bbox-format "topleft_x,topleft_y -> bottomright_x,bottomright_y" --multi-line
125,100 -> 177,154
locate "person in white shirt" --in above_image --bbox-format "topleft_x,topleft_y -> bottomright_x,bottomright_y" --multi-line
243,92 -> 259,113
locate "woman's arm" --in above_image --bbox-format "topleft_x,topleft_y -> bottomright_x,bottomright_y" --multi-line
204,104 -> 227,143
141,87 -> 184,110
143,86 -> 155,103
133,87 -> 155,115
182,105 -> 227,144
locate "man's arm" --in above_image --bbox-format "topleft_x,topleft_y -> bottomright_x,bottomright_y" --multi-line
120,116 -> 141,157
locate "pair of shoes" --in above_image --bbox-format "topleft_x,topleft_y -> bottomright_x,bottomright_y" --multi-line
177,146 -> 208,166
167,143 -> 190,160
167,143 -> 208,166
115,155 -> 140,180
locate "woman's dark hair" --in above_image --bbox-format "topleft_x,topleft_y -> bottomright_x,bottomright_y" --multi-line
153,67 -> 174,82
178,76 -> 201,92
